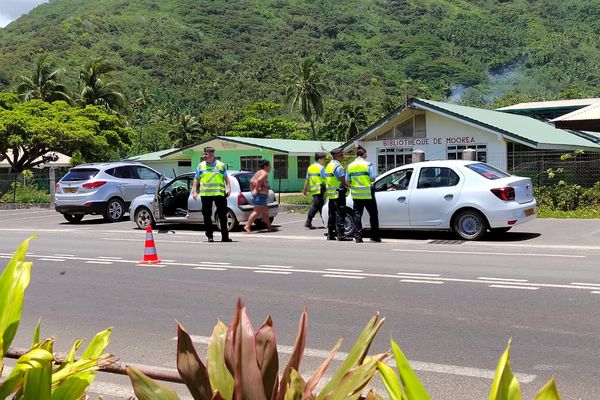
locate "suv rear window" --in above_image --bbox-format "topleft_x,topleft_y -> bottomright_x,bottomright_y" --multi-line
60,168 -> 99,181
236,173 -> 253,192
465,163 -> 510,180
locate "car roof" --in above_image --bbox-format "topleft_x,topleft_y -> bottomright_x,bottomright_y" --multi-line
70,161 -> 145,170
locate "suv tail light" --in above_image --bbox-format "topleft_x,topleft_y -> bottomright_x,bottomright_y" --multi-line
55,183 -> 61,190
237,192 -> 249,206
491,187 -> 515,201
82,181 -> 107,189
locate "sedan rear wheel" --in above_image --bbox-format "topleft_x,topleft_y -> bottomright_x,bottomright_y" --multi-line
104,198 -> 125,222
342,208 -> 355,237
134,207 -> 155,229
216,208 -> 239,232
63,213 -> 84,223
453,209 -> 487,241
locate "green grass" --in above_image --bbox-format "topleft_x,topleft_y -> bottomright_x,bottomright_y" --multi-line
537,207 -> 600,219
278,194 -> 312,205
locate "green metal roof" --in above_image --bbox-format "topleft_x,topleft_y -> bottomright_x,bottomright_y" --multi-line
414,99 -> 600,149
125,149 -> 179,162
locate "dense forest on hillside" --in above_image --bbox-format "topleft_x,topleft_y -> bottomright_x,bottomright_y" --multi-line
1,0 -> 599,153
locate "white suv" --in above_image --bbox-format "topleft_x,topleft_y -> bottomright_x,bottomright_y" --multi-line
55,162 -> 165,223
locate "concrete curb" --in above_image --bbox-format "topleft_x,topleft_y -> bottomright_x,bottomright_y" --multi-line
278,204 -> 309,213
0,203 -> 52,210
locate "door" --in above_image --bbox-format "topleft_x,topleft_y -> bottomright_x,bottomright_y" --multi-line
372,168 -> 413,227
409,166 -> 463,226
112,166 -> 144,201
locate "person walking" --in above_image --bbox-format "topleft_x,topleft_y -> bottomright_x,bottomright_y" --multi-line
303,152 -> 326,229
192,147 -> 232,242
347,146 -> 380,243
244,159 -> 276,233
324,147 -> 351,241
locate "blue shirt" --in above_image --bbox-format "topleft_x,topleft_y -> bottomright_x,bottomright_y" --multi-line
345,161 -> 376,182
195,160 -> 228,179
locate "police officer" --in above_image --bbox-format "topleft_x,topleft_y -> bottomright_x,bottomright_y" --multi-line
346,146 -> 380,243
324,147 -> 351,241
303,152 -> 326,229
192,147 -> 232,242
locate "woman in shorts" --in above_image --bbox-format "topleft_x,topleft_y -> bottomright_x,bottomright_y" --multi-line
244,160 -> 276,233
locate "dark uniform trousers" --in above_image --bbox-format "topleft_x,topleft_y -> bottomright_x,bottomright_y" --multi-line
307,193 -> 325,221
352,198 -> 380,241
327,190 -> 346,239
201,195 -> 229,240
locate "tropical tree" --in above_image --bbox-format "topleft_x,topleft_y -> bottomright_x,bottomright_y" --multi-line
16,55 -> 72,104
337,104 -> 368,142
285,58 -> 329,140
77,58 -> 127,113
169,114 -> 204,148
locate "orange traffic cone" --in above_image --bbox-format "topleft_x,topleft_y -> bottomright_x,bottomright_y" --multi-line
139,225 -> 161,265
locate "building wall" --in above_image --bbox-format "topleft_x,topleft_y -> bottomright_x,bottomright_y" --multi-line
138,161 -> 191,178
359,111 -> 508,174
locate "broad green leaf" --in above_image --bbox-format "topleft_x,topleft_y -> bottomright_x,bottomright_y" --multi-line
534,379 -> 561,400
284,369 -> 305,400
278,307 -> 307,400
324,356 -> 381,400
489,340 -> 522,400
51,358 -> 100,383
32,318 -> 41,346
207,321 -> 233,400
377,361 -> 404,400
317,314 -> 384,400
177,322 -> 212,400
22,355 -> 51,400
0,348 -> 53,398
390,339 -> 430,400
65,339 -> 84,365
0,236 -> 36,356
255,315 -> 279,400
303,339 -> 343,400
81,328 -> 112,359
50,374 -> 95,400
127,367 -> 180,400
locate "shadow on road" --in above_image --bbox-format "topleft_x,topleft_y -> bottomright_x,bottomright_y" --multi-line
368,230 -> 541,242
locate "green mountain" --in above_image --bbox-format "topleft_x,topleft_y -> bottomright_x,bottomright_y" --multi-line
0,0 -> 599,131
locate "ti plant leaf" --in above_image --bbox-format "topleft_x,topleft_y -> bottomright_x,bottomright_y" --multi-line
256,316 -> 279,400
177,322 -> 212,400
489,339 -> 522,400
207,321 -> 234,400
127,367 -> 181,400
303,339 -> 343,400
389,339 -> 430,400
32,318 -> 41,347
377,361 -> 406,400
534,379 -> 561,400
324,354 -> 386,400
278,307 -> 307,400
284,369 -> 306,400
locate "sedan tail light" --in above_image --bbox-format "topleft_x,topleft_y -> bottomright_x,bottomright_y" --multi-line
82,181 -> 107,189
491,187 -> 515,201
237,192 -> 249,206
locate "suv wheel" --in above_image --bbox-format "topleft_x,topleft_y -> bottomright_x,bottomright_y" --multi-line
63,213 -> 84,223
104,198 -> 125,222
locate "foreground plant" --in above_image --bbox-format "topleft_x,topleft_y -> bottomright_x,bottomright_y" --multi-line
0,236 -> 113,399
377,338 -> 561,400
127,299 -> 386,400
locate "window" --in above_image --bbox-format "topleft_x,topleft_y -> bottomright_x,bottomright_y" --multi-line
61,168 -> 99,181
240,156 -> 262,172
178,161 -> 191,167
235,173 -> 253,192
111,166 -> 135,179
274,155 -> 288,179
135,166 -> 160,180
465,163 -> 510,180
375,169 -> 413,192
447,144 -> 487,162
417,167 -> 460,189
376,147 -> 413,175
297,156 -> 310,179
377,114 -> 426,139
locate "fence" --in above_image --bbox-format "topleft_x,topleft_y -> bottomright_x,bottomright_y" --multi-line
0,171 -> 53,203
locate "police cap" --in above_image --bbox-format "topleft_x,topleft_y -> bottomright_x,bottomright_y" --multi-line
203,147 -> 215,154
330,147 -> 343,156
315,152 -> 326,160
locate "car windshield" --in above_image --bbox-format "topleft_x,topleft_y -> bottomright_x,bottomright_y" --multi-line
465,163 -> 510,180
61,168 -> 99,181
236,173 -> 253,192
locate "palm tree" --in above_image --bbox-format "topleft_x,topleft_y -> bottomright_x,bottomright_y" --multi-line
77,58 -> 126,113
169,114 -> 204,148
337,105 -> 368,142
16,55 -> 72,103
285,58 -> 329,140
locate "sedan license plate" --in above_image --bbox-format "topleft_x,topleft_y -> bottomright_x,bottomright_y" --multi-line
63,188 -> 78,193
524,207 -> 535,216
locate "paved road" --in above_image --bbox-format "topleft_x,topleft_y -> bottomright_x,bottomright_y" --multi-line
0,208 -> 599,399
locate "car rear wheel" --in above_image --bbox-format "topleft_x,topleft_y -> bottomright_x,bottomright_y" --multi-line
453,209 -> 487,240
342,207 -> 355,237
104,198 -> 125,222
216,208 -> 239,232
134,207 -> 155,229
63,213 -> 84,223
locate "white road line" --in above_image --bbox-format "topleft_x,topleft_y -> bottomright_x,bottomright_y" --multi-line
85,261 -> 113,265
180,335 -> 536,383
98,256 -> 122,259
254,270 -> 292,275
326,268 -> 364,272
193,266 -> 227,271
322,274 -> 364,279
259,264 -> 294,269
571,282 -> 600,287
489,285 -> 539,290
53,253 -> 75,257
0,255 -> 12,259
136,264 -> 167,268
393,249 -> 585,258
401,279 -> 444,285
479,277 -> 529,282
39,258 -> 64,262
591,291 -> 600,294
396,272 -> 441,277
199,261 -> 231,265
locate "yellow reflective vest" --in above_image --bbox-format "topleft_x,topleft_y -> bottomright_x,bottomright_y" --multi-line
325,160 -> 343,199
347,158 -> 373,200
197,160 -> 226,196
306,162 -> 324,196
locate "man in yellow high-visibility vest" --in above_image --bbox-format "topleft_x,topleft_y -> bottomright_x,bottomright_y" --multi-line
325,147 -> 351,241
346,146 -> 380,243
192,147 -> 232,242
302,152 -> 326,229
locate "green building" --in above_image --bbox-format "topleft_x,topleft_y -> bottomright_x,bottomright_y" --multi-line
161,136 -> 341,192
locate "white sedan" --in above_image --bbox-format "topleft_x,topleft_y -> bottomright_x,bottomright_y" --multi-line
322,160 -> 537,240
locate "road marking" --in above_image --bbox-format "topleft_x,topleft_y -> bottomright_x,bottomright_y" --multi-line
571,282 -> 600,287
322,274 -> 364,279
0,255 -> 12,259
98,256 -> 122,260
193,266 -> 227,271
401,279 -> 443,284
53,253 -> 75,257
85,261 -> 113,265
39,258 -> 64,262
393,249 -> 585,258
259,264 -> 294,269
479,277 -> 528,282
181,335 -> 537,383
326,268 -> 364,272
254,270 -> 292,275
200,261 -> 231,265
489,285 -> 539,290
592,291 -> 600,294
396,272 -> 441,277
136,264 -> 167,268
